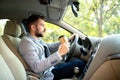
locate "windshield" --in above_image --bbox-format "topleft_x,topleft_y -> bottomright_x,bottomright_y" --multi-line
63,0 -> 120,37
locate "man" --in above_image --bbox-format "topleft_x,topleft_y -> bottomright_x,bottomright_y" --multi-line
19,14 -> 85,80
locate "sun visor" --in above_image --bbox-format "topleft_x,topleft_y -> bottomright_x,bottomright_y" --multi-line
51,0 -> 69,9
47,6 -> 61,20
46,0 -> 69,20
39,0 -> 80,19
39,0 -> 69,8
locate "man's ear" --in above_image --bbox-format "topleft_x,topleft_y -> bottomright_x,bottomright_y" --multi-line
31,25 -> 36,31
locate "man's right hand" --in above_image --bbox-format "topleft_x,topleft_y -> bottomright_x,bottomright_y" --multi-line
58,43 -> 69,56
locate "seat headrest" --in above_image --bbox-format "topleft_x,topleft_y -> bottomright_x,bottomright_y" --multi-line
4,21 -> 22,37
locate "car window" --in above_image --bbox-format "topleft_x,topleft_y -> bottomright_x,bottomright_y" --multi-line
0,19 -> 9,35
63,0 -> 120,37
0,19 -> 71,42
63,6 -> 98,37
43,22 -> 71,42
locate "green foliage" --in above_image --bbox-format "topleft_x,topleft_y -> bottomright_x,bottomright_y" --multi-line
42,22 -> 71,42
104,16 -> 120,35
64,0 -> 120,37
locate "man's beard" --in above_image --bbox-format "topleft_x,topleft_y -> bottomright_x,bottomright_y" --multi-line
35,29 -> 43,37
35,32 -> 43,37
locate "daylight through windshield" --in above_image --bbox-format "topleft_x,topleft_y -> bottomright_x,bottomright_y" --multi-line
63,0 -> 120,37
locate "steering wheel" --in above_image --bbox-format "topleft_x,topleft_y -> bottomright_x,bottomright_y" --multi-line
65,34 -> 79,62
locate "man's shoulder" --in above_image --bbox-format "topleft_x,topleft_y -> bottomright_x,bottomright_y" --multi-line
20,35 -> 34,44
19,35 -> 35,50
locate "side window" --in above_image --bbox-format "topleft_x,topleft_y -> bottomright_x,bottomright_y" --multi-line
0,19 -> 9,35
43,22 -> 71,42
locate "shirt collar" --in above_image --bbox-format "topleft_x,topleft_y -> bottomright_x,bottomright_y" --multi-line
27,33 -> 46,45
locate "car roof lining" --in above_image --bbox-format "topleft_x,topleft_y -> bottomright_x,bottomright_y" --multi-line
0,0 -> 70,22
0,0 -> 80,22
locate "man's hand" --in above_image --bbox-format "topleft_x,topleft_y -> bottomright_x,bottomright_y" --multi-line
58,43 -> 69,56
58,33 -> 77,56
68,33 -> 77,42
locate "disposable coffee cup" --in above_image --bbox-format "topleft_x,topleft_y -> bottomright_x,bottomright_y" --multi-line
58,35 -> 68,43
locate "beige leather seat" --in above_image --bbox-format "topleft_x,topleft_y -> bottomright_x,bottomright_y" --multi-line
0,36 -> 27,80
2,20 -> 40,79
83,34 -> 120,80
2,20 -> 30,70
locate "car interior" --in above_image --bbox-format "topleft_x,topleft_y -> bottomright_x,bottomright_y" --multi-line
0,0 -> 120,80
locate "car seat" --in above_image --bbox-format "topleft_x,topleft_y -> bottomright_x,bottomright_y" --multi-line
1,20 -> 40,79
0,36 -> 27,80
2,20 -> 30,70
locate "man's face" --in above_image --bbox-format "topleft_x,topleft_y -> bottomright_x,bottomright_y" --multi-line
34,19 -> 46,37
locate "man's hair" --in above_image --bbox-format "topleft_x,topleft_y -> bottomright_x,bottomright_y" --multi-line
26,14 -> 45,32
